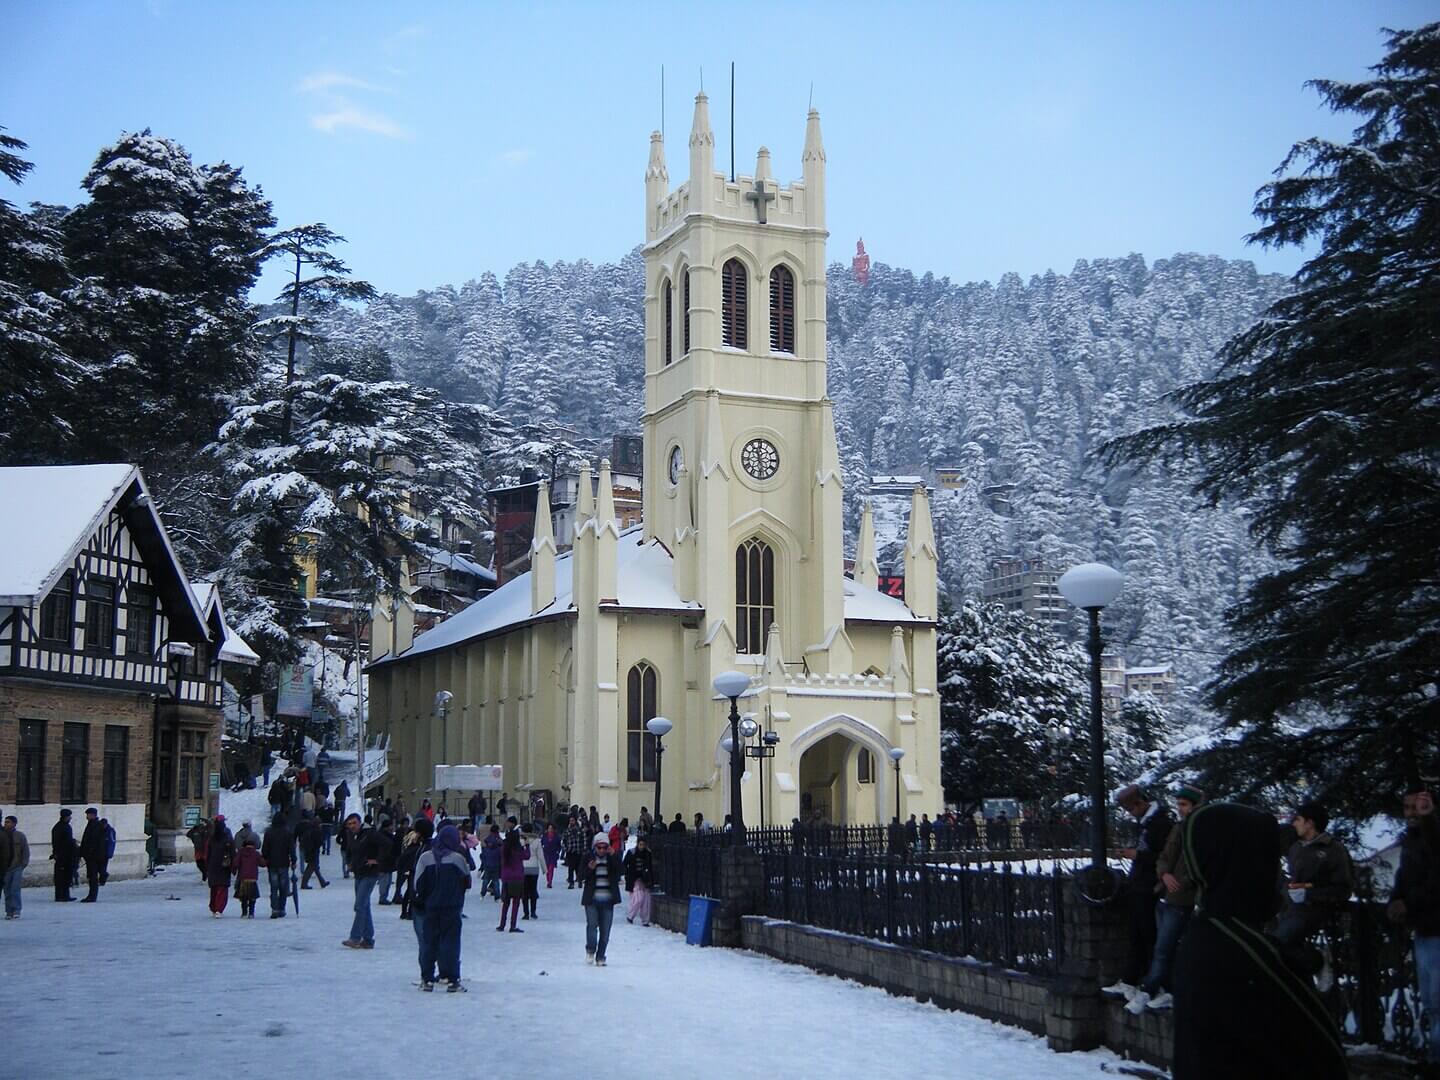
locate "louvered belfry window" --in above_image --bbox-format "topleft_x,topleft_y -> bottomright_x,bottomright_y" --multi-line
683,270 -> 691,354
663,279 -> 674,365
721,258 -> 748,349
769,265 -> 795,352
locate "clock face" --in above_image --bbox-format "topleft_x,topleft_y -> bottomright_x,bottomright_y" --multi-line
741,438 -> 780,481
668,445 -> 683,485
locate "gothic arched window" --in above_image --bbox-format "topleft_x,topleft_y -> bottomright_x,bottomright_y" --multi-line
662,279 -> 673,366
735,537 -> 775,654
721,258 -> 748,349
857,747 -> 874,785
627,661 -> 659,782
683,269 -> 691,355
769,265 -> 795,353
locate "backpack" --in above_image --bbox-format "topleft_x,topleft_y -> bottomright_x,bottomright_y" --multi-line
104,823 -> 117,858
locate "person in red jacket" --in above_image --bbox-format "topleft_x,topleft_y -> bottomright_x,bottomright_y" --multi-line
233,837 -> 261,918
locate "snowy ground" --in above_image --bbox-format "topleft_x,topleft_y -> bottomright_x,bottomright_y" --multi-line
2,847 -> 1126,1080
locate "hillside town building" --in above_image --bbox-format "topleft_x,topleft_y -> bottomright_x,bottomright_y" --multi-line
366,99 -> 941,826
0,465 -> 257,879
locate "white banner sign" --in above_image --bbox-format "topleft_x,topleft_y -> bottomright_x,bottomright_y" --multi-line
434,764 -> 503,791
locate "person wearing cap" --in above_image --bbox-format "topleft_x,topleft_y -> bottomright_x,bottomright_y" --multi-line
205,815 -> 235,917
1388,782 -> 1439,1072
233,819 -> 259,851
79,807 -> 107,902
1273,801 -> 1353,948
1103,784 -> 1175,1000
581,832 -> 623,966
1127,784 -> 1205,1014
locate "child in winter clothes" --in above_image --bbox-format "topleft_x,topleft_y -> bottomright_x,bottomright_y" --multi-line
521,825 -> 543,919
233,838 -> 261,918
479,826 -> 503,900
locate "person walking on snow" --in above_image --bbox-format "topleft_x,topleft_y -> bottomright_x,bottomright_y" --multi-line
623,834 -> 654,926
233,836 -> 261,918
296,812 -> 328,890
479,824 -> 503,900
261,815 -> 296,918
497,827 -> 526,932
582,834 -> 623,966
3,815 -> 30,918
563,817 -> 587,889
342,814 -> 382,949
79,807 -> 106,902
542,824 -> 561,888
413,823 -> 471,992
396,817 -> 433,924
521,824 -> 543,919
205,816 -> 235,917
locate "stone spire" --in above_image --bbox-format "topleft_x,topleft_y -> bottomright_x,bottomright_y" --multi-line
854,500 -> 879,590
754,145 -> 773,183
646,130 -> 668,235
530,480 -> 556,615
689,92 -> 714,203
575,459 -> 594,542
595,458 -> 619,602
903,484 -> 938,620
802,108 -> 825,227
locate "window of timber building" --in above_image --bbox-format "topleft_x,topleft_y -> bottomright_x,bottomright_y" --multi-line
734,537 -> 775,655
626,662 -> 659,783
184,641 -> 209,679
103,725 -> 129,803
178,730 -> 206,800
17,720 -> 45,803
769,265 -> 795,352
125,584 -> 155,658
857,747 -> 874,784
61,722 -> 88,803
663,279 -> 673,365
721,258 -> 748,349
85,578 -> 116,653
39,571 -> 73,644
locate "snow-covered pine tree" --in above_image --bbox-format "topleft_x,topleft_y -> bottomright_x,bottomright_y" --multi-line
0,128 -> 83,463
1102,23 -> 1440,815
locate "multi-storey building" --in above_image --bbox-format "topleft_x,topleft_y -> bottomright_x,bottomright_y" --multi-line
982,557 -> 1068,624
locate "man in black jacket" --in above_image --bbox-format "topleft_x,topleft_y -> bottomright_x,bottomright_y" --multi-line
295,813 -> 328,890
261,816 -> 295,918
51,809 -> 77,901
1103,784 -> 1176,999
79,807 -> 106,902
1389,783 -> 1439,1073
342,814 -> 382,948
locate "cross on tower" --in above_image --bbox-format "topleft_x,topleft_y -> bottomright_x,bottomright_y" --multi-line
745,179 -> 776,224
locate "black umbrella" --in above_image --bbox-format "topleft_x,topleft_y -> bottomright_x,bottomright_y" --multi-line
291,861 -> 300,917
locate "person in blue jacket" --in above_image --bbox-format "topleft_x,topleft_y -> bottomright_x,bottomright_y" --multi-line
413,823 -> 472,992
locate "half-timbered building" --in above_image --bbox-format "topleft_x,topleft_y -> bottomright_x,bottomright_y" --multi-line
0,464 -> 256,879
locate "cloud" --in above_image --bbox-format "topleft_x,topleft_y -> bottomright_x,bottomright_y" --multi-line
297,71 -> 386,95
310,107 -> 410,140
498,148 -> 534,166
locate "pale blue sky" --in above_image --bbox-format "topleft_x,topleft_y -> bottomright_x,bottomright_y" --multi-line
5,2 -> 1432,300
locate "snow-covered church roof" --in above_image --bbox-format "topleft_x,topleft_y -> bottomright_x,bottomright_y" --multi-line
375,524 -> 922,666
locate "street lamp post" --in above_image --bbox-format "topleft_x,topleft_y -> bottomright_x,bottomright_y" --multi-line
888,746 -> 906,824
1058,562 -> 1125,876
713,670 -> 751,845
433,690 -> 453,811
646,716 -> 673,825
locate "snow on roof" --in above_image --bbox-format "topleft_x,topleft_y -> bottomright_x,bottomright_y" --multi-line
1126,664 -> 1174,676
191,582 -> 260,666
0,463 -> 138,602
871,475 -> 925,486
376,526 -> 924,667
418,545 -> 497,583
843,577 -> 923,623
382,526 -> 701,663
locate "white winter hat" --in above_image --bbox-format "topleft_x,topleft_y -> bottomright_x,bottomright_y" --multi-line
593,833 -> 612,848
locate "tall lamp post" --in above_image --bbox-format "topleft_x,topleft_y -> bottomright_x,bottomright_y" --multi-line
1057,562 -> 1124,878
888,746 -> 906,823
713,670 -> 751,845
433,690 -> 453,810
646,716 -> 672,825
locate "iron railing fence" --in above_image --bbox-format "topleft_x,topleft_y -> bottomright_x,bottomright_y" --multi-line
1318,902 -> 1428,1061
657,823 -> 1110,861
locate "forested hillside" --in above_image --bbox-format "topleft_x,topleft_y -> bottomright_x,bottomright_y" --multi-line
329,250 -> 1288,703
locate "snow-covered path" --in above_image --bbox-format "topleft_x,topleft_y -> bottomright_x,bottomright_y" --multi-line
2,848 -> 1124,1079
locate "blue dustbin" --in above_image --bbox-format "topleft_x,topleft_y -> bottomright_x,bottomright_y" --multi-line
685,895 -> 720,946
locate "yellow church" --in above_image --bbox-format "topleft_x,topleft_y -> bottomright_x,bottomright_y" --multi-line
366,95 -> 941,827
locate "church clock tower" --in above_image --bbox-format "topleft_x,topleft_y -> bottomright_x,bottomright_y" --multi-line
641,94 -> 848,673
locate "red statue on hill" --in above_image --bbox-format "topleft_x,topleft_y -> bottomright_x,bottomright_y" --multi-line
853,238 -> 870,286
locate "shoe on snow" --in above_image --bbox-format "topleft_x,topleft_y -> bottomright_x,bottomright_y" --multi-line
1145,992 -> 1173,1011
1124,991 -> 1151,1016
420,981 -> 434,992
1101,981 -> 1137,999
447,981 -> 467,993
